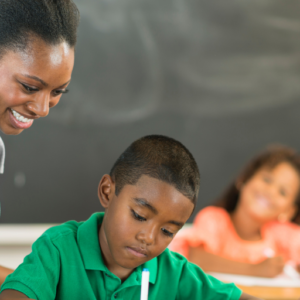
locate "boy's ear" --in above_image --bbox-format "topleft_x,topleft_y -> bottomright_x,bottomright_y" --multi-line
98,174 -> 116,208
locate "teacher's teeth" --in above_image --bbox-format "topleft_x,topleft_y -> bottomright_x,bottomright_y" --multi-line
11,109 -> 32,123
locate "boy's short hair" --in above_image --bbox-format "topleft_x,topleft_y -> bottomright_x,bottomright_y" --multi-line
110,135 -> 200,204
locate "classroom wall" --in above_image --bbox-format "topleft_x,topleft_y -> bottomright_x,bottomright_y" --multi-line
1,0 -> 300,223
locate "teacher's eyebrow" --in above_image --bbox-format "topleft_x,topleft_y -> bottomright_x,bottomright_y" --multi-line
22,74 -> 48,87
21,74 -> 71,88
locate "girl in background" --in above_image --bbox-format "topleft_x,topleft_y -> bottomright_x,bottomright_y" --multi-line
170,146 -> 300,277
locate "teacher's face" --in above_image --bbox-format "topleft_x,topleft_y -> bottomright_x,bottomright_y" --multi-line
0,38 -> 75,135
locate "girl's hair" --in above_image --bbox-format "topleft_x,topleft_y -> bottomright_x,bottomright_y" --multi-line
215,145 -> 300,224
0,0 -> 80,59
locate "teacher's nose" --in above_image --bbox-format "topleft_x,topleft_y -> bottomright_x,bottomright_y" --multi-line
27,93 -> 50,117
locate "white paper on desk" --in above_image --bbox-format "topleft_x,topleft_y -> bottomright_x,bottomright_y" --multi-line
208,272 -> 300,287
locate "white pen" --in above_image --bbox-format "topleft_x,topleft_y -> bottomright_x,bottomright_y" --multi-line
140,268 -> 150,300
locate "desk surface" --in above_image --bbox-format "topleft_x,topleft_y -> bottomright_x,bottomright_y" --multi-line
237,285 -> 300,300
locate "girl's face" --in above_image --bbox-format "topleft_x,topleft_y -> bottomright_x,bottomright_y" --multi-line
238,162 -> 300,223
0,38 -> 74,135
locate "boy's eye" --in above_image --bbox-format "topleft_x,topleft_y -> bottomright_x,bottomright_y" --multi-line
161,228 -> 174,238
131,209 -> 146,222
22,83 -> 38,93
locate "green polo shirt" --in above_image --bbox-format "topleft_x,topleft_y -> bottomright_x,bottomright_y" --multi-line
1,213 -> 242,300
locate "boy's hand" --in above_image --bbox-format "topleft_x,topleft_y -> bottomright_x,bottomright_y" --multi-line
239,292 -> 263,300
0,266 -> 13,286
0,289 -> 31,299
252,256 -> 284,278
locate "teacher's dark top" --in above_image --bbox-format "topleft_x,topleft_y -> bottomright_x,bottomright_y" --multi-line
0,136 -> 4,174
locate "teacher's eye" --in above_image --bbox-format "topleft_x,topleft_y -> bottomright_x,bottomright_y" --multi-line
131,209 -> 146,222
21,83 -> 38,93
161,228 -> 174,238
53,89 -> 69,96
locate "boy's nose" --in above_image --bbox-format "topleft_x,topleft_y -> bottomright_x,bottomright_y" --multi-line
137,226 -> 156,245
27,93 -> 50,118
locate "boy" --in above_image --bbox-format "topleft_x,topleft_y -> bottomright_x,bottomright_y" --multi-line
0,135 -> 260,300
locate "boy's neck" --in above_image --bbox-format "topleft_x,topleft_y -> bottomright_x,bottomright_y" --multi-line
98,224 -> 134,282
230,207 -> 263,241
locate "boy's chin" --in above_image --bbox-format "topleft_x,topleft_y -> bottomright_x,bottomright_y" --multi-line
115,256 -> 148,271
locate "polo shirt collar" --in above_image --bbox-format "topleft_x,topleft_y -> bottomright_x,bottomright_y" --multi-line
137,256 -> 157,284
77,212 -> 158,284
77,212 -> 106,271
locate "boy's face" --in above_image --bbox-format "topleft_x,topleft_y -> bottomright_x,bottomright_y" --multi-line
98,174 -> 194,279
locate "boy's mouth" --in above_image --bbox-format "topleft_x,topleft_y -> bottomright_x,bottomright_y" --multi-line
126,246 -> 148,258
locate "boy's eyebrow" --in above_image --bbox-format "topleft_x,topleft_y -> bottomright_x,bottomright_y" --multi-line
133,198 -> 184,227
168,220 -> 184,227
134,198 -> 158,214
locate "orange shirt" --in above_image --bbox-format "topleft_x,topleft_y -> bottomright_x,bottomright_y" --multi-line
169,206 -> 300,264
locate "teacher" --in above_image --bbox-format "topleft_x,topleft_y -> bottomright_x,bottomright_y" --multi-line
0,0 -> 80,285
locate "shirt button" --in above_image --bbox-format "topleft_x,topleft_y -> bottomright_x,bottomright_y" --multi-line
114,294 -> 118,298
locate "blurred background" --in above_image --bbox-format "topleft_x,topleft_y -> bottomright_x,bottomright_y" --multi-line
1,0 -> 300,223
